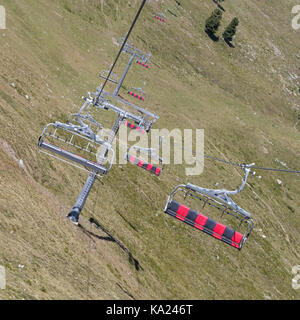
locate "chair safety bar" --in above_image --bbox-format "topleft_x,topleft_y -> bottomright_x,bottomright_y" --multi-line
164,200 -> 251,250
38,139 -> 108,174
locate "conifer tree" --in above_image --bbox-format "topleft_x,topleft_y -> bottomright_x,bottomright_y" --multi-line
205,9 -> 223,37
222,17 -> 239,43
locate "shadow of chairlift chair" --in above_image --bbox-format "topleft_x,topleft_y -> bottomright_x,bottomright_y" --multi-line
164,164 -> 256,250
126,138 -> 164,176
38,94 -> 114,175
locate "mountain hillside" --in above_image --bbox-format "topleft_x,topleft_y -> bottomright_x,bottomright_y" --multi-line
0,0 -> 299,299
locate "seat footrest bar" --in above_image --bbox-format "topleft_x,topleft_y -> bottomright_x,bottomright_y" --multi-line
164,200 -> 246,249
38,139 -> 108,174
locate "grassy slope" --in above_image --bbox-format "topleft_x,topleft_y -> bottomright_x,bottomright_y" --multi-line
0,0 -> 299,299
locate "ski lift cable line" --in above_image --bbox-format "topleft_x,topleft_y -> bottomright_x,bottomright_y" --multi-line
145,137 -> 300,175
204,154 -> 300,174
94,0 -> 147,106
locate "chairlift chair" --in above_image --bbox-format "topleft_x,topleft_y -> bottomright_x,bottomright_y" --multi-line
154,13 -> 166,23
126,139 -> 164,176
136,60 -> 150,69
124,120 -> 146,134
164,164 -> 255,250
127,81 -> 146,102
38,96 -> 114,175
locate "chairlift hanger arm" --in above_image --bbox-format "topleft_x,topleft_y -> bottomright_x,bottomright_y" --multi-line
118,37 -> 151,62
99,74 -> 119,84
99,89 -> 159,121
186,163 -> 254,197
97,100 -> 144,123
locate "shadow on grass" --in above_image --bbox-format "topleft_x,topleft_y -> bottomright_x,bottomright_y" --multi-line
213,1 -> 226,12
116,282 -> 135,300
224,39 -> 235,48
205,30 -> 219,42
79,217 -> 143,272
116,210 -> 139,232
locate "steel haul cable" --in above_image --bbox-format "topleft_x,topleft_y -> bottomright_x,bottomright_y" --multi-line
95,0 -> 147,106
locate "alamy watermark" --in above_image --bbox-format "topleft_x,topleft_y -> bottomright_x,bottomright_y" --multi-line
97,127 -> 205,176
0,5 -> 6,30
292,5 -> 300,30
0,265 -> 5,290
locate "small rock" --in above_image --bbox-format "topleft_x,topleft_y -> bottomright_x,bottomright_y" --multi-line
25,95 -> 30,100
19,159 -> 25,169
11,82 -> 16,88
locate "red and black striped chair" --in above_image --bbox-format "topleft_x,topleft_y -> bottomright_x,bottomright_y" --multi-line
127,90 -> 145,101
164,183 -> 254,250
165,200 -> 245,249
126,143 -> 164,177
154,15 -> 166,23
126,154 -> 162,176
136,60 -> 150,69
124,120 -> 146,134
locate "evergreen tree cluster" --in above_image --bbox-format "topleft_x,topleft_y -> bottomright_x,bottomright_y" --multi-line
204,7 -> 239,45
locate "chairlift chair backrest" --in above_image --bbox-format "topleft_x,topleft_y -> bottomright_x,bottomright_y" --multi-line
38,100 -> 114,175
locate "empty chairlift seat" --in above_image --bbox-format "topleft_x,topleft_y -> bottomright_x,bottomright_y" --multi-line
127,83 -> 146,102
154,14 -> 166,23
126,154 -> 162,176
126,144 -> 164,177
136,60 -> 150,69
38,122 -> 112,175
127,90 -> 145,101
163,165 -> 255,250
124,120 -> 146,134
